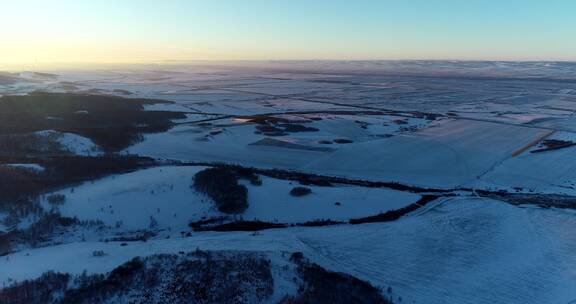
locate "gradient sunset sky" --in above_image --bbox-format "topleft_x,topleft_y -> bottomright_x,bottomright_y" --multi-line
1,0 -> 575,67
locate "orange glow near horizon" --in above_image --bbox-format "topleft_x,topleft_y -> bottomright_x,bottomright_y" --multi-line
1,0 -> 575,70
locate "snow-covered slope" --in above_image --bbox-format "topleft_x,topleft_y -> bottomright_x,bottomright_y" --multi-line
3,198 -> 576,304
35,130 -> 101,156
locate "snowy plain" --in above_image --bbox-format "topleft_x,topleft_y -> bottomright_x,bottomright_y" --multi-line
2,61 -> 576,303
44,166 -> 420,232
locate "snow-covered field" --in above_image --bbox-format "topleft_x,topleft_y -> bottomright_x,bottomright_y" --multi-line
294,198 -> 576,304
470,131 -> 576,194
2,61 -> 576,302
43,166 -> 420,232
3,198 -> 576,304
242,176 -> 419,223
305,119 -> 549,188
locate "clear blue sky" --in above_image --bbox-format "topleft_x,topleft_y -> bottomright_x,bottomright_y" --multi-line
1,0 -> 575,66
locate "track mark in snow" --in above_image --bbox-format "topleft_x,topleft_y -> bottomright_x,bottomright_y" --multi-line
511,130 -> 555,157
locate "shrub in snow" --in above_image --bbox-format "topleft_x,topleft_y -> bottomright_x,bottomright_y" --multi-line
333,138 -> 354,144
234,167 -> 262,186
196,220 -> 287,232
0,234 -> 11,255
349,195 -> 439,225
287,253 -> 392,304
298,219 -> 342,227
0,251 -> 392,304
0,252 -> 274,304
149,216 -> 158,230
92,250 -> 106,257
290,187 -> 312,197
46,194 -> 66,206
193,168 -> 248,214
0,271 -> 70,304
255,124 -> 283,133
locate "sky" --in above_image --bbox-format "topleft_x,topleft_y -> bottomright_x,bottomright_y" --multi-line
1,0 -> 575,68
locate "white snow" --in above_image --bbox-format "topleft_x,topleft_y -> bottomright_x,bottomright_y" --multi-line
242,176 -> 419,222
475,131 -> 576,194
5,63 -> 576,303
46,166 -> 209,232
305,119 -> 550,188
44,166 -> 417,233
3,198 -> 576,304
2,163 -> 45,173
35,130 -> 101,156
129,116 -> 549,189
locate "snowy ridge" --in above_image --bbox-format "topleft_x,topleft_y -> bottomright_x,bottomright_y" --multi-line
35,130 -> 101,156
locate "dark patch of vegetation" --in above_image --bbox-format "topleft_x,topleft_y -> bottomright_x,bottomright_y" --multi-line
233,167 -> 263,185
333,138 -> 354,144
2,212 -> 103,251
243,115 -> 289,125
0,156 -> 152,249
355,120 -> 369,129
255,124 -> 284,133
256,128 -> 282,137
531,139 -> 576,153
290,251 -> 305,262
1,252 -> 274,304
190,218 -> 344,232
250,138 -> 334,152
278,123 -> 319,133
421,113 -> 443,120
112,89 -> 133,95
283,253 -> 393,304
0,156 -> 154,206
264,131 -> 289,137
179,163 -> 450,194
92,250 -> 107,257
0,93 -> 185,152
399,125 -> 419,132
349,195 -> 439,225
298,177 -> 332,187
248,115 -> 319,137
0,234 -> 12,255
107,231 -> 157,243
475,190 -> 576,209
194,220 -> 287,232
0,272 -> 70,304
190,215 -> 345,232
290,186 -> 312,197
109,256 -> 145,279
297,219 -> 342,227
46,194 -> 66,206
193,168 -> 249,214
0,132 -> 67,157
188,216 -> 228,230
